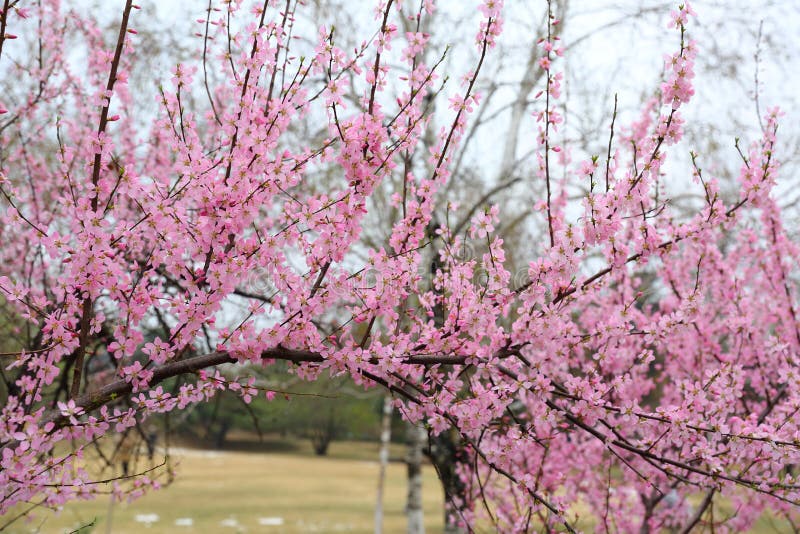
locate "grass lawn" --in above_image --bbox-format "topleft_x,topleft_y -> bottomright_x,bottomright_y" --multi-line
4,436 -> 794,533
8,439 -> 445,534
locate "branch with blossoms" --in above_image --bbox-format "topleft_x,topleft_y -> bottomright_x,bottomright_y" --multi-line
0,1 -> 799,532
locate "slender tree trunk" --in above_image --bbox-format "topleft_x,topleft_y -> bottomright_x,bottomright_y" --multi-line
104,493 -> 115,534
406,423 -> 426,534
375,395 -> 393,534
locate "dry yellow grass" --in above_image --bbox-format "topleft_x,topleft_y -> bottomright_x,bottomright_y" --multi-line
4,439 -> 792,533
9,442 -> 445,534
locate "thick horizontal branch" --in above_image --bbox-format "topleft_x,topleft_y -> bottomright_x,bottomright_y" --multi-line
0,347 -> 470,452
58,347 -> 468,423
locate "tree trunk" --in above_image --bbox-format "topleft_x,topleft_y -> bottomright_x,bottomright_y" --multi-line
406,422 -> 426,534
213,420 -> 230,450
428,429 -> 468,534
375,395 -> 393,534
424,221 -> 468,534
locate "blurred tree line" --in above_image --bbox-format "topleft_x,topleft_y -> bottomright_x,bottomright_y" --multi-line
0,297 -> 401,457
171,370 -> 406,455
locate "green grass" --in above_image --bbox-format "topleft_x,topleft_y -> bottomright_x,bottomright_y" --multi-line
8,440 -> 445,534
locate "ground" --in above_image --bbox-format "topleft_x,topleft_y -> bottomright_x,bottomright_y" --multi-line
8,439 -> 444,534
4,437 -> 793,533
